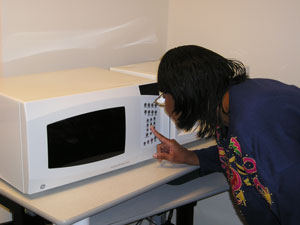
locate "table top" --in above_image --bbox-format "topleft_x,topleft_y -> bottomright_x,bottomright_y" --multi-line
91,172 -> 228,225
0,139 -> 217,225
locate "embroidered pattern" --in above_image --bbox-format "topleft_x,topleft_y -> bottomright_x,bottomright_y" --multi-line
217,134 -> 273,207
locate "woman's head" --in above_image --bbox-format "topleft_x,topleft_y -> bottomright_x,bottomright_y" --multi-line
157,45 -> 247,138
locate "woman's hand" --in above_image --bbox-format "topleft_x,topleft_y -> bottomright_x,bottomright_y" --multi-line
150,126 -> 199,165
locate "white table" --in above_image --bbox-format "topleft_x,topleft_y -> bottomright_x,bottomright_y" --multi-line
90,172 -> 228,225
0,139 -> 228,225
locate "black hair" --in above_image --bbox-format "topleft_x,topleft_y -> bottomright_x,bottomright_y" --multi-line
157,45 -> 248,138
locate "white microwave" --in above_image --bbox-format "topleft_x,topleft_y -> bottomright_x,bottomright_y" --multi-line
110,61 -> 199,144
0,68 -> 171,194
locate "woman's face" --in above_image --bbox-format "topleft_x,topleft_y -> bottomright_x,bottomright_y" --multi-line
163,93 -> 180,122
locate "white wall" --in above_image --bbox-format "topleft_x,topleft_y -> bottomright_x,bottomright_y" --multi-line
0,2 -> 2,75
194,192 -> 246,225
0,0 -> 168,76
167,0 -> 300,86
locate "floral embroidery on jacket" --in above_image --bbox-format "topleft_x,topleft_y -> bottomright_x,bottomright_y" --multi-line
217,134 -> 273,207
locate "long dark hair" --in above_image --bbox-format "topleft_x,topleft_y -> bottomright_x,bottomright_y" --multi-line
157,45 -> 248,138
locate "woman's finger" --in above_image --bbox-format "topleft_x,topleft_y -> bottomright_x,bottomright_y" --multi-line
150,126 -> 170,143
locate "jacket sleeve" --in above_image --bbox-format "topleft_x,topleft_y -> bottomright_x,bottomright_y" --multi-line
194,145 -> 223,176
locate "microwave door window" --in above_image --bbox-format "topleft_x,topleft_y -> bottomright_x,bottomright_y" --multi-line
47,107 -> 126,168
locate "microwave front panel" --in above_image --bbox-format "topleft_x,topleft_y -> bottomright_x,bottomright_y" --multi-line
24,92 -> 139,174
0,90 -> 162,194
23,89 -> 168,193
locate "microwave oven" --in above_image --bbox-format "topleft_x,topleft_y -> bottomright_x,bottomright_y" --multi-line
110,61 -> 199,144
0,68 -> 170,194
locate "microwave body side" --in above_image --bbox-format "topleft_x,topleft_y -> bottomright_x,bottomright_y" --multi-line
0,84 -> 169,194
0,94 -> 25,192
169,122 -> 199,144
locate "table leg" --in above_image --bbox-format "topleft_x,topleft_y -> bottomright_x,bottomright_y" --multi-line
0,194 -> 52,225
0,194 -> 26,225
176,201 -> 197,225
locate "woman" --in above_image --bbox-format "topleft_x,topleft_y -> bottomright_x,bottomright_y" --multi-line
151,45 -> 300,225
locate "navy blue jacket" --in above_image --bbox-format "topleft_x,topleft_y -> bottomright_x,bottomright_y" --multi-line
195,79 -> 300,225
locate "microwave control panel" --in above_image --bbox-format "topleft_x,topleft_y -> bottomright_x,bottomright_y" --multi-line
141,98 -> 160,148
